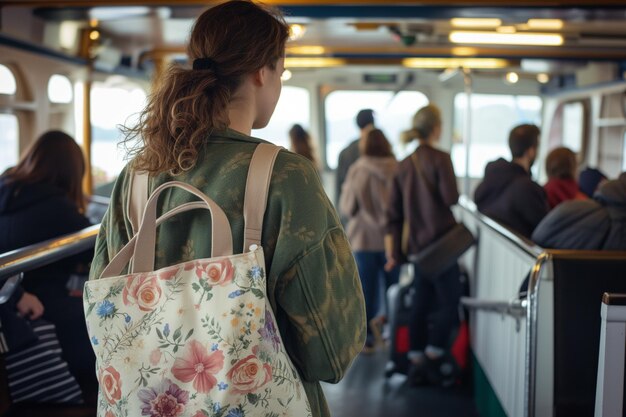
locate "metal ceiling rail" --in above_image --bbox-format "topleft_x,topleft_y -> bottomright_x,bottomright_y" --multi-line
0,225 -> 100,282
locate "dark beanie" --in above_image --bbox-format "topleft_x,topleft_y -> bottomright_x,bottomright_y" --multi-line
579,168 -> 608,197
356,109 -> 374,129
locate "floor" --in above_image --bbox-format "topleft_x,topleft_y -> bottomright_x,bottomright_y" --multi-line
322,349 -> 480,417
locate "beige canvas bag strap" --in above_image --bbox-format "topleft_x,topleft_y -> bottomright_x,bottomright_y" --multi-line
242,143 -> 281,252
127,170 -> 150,235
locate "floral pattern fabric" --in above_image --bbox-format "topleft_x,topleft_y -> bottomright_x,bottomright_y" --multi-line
85,248 -> 311,417
89,129 -> 367,417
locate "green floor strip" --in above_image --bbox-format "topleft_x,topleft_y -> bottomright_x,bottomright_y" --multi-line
472,354 -> 508,417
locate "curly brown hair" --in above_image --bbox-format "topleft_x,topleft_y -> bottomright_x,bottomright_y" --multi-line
123,1 -> 289,175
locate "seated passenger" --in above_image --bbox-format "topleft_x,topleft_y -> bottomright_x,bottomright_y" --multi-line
0,130 -> 96,397
532,172 -> 626,250
340,128 -> 399,353
0,288 -> 83,404
474,124 -> 548,238
579,167 -> 608,198
544,147 -> 587,209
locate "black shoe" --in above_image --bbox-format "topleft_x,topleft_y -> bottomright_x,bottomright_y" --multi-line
426,355 -> 458,388
407,361 -> 428,387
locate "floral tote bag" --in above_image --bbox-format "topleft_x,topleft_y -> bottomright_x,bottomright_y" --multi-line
84,144 -> 311,417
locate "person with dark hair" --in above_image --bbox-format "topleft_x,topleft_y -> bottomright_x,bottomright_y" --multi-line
335,109 -> 375,207
385,105 -> 461,386
0,130 -> 96,398
90,3 -> 365,416
544,147 -> 587,209
533,173 -> 626,250
340,129 -> 399,353
579,167 -> 608,198
474,124 -> 548,238
289,123 -> 317,166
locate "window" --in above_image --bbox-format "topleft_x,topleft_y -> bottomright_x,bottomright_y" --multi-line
0,114 -> 19,173
452,93 -> 542,178
325,90 -> 429,169
252,86 -> 310,150
48,74 -> 73,104
91,80 -> 146,190
0,65 -> 17,95
561,102 -> 584,153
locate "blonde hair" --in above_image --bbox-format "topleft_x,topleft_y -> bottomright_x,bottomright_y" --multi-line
401,104 -> 442,144
122,1 -> 289,176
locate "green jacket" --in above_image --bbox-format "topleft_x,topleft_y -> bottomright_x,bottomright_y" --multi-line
89,129 -> 366,417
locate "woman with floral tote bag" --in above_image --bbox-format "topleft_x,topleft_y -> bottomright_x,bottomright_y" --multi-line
88,2 -> 366,417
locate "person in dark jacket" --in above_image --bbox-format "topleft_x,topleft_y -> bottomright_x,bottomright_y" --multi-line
335,109 -> 375,208
474,124 -> 548,238
0,130 -> 96,397
385,104 -> 461,386
543,147 -> 587,209
340,129 -> 399,353
532,172 -> 626,250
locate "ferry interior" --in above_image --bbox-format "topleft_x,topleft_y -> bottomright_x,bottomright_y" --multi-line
0,1 -> 626,417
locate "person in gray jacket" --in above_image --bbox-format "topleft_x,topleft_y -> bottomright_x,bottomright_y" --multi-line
340,128 -> 399,352
532,172 -> 626,250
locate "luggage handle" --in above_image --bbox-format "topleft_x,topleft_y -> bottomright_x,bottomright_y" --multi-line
132,181 -> 233,273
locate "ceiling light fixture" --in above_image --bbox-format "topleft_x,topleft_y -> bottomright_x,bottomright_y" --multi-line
284,57 -> 345,68
451,47 -> 478,56
450,31 -> 564,46
450,18 -> 502,28
537,73 -> 550,84
505,72 -> 519,83
289,24 -> 306,41
402,57 -> 510,69
527,19 -> 564,30
281,69 -> 293,81
286,45 -> 325,55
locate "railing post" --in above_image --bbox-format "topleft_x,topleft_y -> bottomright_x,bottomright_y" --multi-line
595,293 -> 626,417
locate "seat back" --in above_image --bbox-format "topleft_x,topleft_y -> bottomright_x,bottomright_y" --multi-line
551,253 -> 626,417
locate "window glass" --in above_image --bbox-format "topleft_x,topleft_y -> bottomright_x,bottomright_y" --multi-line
48,74 -> 73,104
0,65 -> 17,95
561,102 -> 584,153
0,114 -> 19,173
452,93 -> 542,178
252,86 -> 310,150
325,90 -> 429,169
91,81 -> 146,191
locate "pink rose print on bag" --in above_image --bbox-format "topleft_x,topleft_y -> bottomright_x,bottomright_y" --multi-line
105,411 -> 115,417
99,366 -> 122,405
123,274 -> 162,311
226,354 -> 272,394
171,340 -> 224,393
138,378 -> 189,417
195,260 -> 234,286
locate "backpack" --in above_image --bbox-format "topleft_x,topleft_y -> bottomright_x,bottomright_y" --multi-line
83,143 -> 312,417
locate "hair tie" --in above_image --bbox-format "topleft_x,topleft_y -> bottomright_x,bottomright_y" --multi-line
193,57 -> 217,71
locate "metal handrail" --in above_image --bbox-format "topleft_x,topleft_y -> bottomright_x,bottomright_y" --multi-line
89,195 -> 111,206
457,195 -> 543,259
461,296 -> 527,318
0,224 -> 100,282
